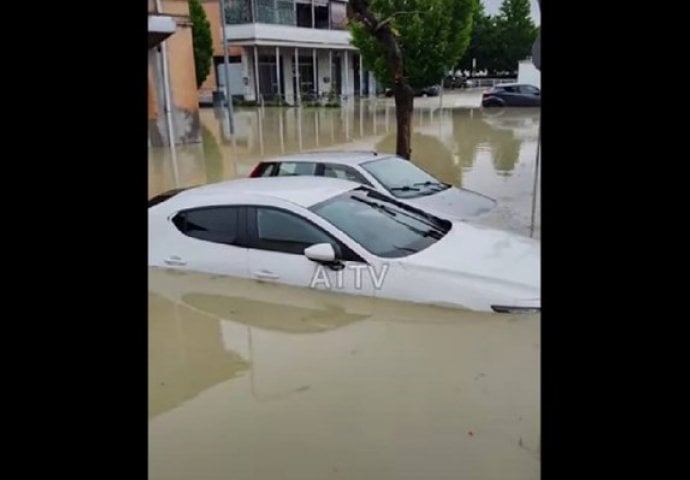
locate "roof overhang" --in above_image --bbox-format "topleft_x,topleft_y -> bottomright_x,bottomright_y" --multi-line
149,15 -> 177,48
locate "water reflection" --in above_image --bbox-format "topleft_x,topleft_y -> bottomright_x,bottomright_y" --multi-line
149,268 -> 540,480
148,291 -> 250,420
149,101 -> 540,237
375,132 -> 461,186
149,94 -> 541,479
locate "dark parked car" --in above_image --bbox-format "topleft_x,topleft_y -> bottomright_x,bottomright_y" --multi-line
443,75 -> 469,89
481,83 -> 540,107
384,85 -> 441,97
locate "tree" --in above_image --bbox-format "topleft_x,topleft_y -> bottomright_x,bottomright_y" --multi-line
457,1 -> 497,75
493,0 -> 537,74
189,0 -> 213,88
349,0 -> 476,159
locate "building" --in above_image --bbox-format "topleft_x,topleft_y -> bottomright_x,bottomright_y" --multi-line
517,58 -> 540,89
148,0 -> 202,146
200,0 -> 378,105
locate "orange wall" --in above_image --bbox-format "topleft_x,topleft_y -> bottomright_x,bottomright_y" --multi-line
148,65 -> 158,120
202,1 -> 224,57
155,1 -> 199,112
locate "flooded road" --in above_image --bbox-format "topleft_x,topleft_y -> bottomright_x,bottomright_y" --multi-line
149,93 -> 540,479
149,269 -> 539,480
149,93 -> 540,237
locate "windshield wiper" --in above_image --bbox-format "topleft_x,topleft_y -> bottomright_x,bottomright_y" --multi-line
389,185 -> 420,192
393,244 -> 421,254
351,196 -> 445,239
413,181 -> 449,190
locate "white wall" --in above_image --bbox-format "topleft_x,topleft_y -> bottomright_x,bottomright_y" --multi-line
224,23 -> 353,49
518,60 -> 540,88
341,51 -> 354,97
317,50 -> 332,95
282,50 -> 294,104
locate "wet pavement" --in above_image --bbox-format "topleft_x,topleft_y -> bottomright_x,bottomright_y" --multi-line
149,92 -> 541,480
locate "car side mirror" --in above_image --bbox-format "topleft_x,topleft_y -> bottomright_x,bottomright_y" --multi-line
304,243 -> 336,262
304,243 -> 345,271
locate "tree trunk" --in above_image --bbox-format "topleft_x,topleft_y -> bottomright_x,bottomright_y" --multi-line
348,0 -> 414,159
394,85 -> 414,159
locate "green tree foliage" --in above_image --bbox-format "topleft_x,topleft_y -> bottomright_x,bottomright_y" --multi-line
493,0 -> 537,73
350,0 -> 477,89
189,0 -> 213,88
457,1 -> 497,73
457,0 -> 537,75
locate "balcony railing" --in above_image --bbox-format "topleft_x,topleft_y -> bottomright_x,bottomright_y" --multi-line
225,1 -> 295,26
224,0 -> 347,29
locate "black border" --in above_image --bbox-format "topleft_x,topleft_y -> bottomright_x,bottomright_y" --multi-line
17,1 -> 147,476
542,1 -> 670,477
16,0 -> 672,477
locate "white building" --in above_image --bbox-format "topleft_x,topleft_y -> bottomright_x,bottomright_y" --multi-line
518,59 -> 540,88
220,0 -> 378,104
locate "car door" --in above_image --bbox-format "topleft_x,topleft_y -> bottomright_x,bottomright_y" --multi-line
166,206 -> 250,277
245,206 -> 375,297
500,85 -> 524,106
520,85 -> 540,106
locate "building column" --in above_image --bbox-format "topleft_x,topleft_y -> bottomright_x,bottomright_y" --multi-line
295,47 -> 301,106
368,71 -> 376,97
253,45 -> 260,103
313,48 -> 318,96
275,46 -> 281,100
343,50 -> 349,98
359,54 -> 364,96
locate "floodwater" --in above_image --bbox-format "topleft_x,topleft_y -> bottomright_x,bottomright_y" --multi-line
149,92 -> 540,480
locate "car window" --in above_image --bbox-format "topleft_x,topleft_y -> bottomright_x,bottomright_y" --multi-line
275,162 -> 318,176
311,187 -> 451,258
172,207 -> 242,246
253,207 -> 360,260
521,85 -> 539,95
502,86 -> 519,93
322,164 -> 373,186
361,156 -> 448,199
254,162 -> 277,177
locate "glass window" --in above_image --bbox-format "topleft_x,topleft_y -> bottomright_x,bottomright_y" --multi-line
275,162 -> 318,176
330,1 -> 347,29
277,0 -> 295,25
322,164 -> 372,186
311,187 -> 451,258
361,156 -> 449,198
255,208 -> 337,255
173,207 -> 242,246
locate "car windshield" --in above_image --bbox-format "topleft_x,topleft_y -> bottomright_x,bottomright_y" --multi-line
310,187 -> 452,258
361,156 -> 450,199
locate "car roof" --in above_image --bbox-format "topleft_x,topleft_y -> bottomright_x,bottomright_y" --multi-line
260,150 -> 396,167
494,83 -> 534,88
170,176 -> 362,209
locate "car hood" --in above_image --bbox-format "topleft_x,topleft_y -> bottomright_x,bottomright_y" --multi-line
400,221 -> 540,302
405,187 -> 497,220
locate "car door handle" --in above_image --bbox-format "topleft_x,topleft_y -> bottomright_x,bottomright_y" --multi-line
253,270 -> 280,280
164,256 -> 187,266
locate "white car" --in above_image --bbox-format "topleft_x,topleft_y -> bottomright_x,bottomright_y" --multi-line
248,151 -> 497,220
148,177 -> 540,313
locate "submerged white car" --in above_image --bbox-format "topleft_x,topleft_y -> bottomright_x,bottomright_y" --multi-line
148,177 -> 539,313
248,151 -> 497,220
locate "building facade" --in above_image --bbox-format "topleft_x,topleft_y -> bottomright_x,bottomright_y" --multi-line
149,0 -> 202,146
201,0 -> 378,105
